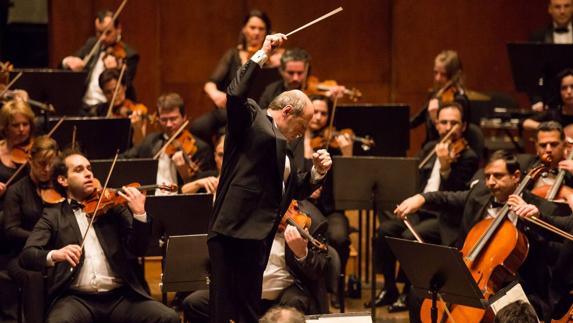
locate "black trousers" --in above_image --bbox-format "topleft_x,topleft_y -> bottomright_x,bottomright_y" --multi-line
6,258 -> 45,323
208,234 -> 272,323
46,287 -> 179,323
326,212 -> 350,274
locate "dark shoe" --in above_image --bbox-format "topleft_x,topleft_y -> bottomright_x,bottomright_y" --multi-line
330,294 -> 340,309
387,293 -> 408,313
364,289 -> 398,307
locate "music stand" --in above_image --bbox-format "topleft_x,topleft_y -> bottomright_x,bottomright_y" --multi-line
145,193 -> 213,256
161,234 -> 209,292
48,117 -> 131,159
90,158 -> 158,188
507,42 -> 573,105
11,69 -> 87,116
332,156 -> 419,320
334,104 -> 410,157
386,237 -> 486,323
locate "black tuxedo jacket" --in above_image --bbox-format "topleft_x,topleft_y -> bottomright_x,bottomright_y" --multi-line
210,61 -> 321,240
530,25 -> 557,43
19,202 -> 152,306
73,37 -> 140,101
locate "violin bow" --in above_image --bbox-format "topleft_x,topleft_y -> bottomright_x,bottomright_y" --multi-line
82,0 -> 129,66
153,119 -> 190,160
0,71 -> 22,99
323,96 -> 339,150
71,125 -> 77,151
105,64 -> 127,117
418,124 -> 460,170
5,117 -> 65,187
80,150 -> 120,249
284,7 -> 343,37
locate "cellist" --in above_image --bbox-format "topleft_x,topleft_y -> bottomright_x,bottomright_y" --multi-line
395,150 -> 563,321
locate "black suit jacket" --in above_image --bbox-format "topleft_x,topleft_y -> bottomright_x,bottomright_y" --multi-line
530,25 -> 556,43
210,61 -> 320,240
19,202 -> 152,306
72,37 -> 140,102
258,80 -> 286,110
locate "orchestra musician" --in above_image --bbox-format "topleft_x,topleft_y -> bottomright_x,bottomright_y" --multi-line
529,0 -> 573,111
181,134 -> 224,195
370,102 -> 478,311
208,33 -> 332,323
409,50 -> 470,148
18,149 -> 179,323
62,10 -> 139,110
3,136 -> 59,323
0,99 -> 36,208
191,9 -> 280,145
82,68 -> 149,146
122,92 -> 213,194
395,150 -> 564,321
183,200 -> 330,321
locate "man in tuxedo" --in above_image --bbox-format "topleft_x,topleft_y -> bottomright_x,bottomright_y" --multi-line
18,150 -> 179,323
62,10 -> 139,109
208,33 -> 332,323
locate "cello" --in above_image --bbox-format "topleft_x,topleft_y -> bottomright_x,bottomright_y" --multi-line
420,164 -> 547,322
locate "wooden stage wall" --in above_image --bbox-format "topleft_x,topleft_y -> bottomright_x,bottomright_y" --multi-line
48,0 -> 549,154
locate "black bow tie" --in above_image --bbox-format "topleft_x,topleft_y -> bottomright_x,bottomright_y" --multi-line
490,200 -> 505,208
69,200 -> 84,210
555,27 -> 569,34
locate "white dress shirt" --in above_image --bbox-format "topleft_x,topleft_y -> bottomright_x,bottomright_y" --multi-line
261,233 -> 295,300
82,51 -> 107,106
423,158 -> 441,193
553,22 -> 573,44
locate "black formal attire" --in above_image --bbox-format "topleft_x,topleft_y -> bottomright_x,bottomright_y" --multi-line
375,142 -> 478,298
208,59 -> 323,323
0,160 -> 27,211
71,37 -> 139,109
122,131 -> 215,183
414,181 -> 562,321
190,48 -> 242,145
258,80 -> 287,110
184,200 -> 329,322
19,201 -> 179,323
3,176 -> 46,323
525,106 -> 573,128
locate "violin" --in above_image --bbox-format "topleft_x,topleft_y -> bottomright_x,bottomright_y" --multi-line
432,71 -> 464,104
419,164 -> 547,322
280,200 -> 327,252
305,76 -> 362,102
418,124 -> 467,169
309,128 -> 375,151
155,120 -> 201,178
83,181 -> 178,217
39,186 -> 65,204
532,149 -> 573,203
10,140 -> 33,165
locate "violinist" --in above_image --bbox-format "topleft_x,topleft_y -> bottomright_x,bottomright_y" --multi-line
18,149 -> 180,323
191,9 -> 279,145
181,134 -> 224,195
122,92 -> 213,193
83,68 -> 149,146
2,135 -> 58,323
410,50 -> 470,147
0,99 -> 35,206
183,199 -> 330,321
62,10 -> 139,109
370,102 -> 478,311
395,150 -> 563,321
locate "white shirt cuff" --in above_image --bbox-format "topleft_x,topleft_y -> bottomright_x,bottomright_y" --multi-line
133,212 -> 148,223
46,250 -> 55,267
250,50 -> 268,68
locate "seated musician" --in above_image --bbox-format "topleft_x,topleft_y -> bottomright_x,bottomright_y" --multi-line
395,150 -> 564,321
18,149 -> 179,323
183,201 -> 330,321
0,100 -> 35,205
122,92 -> 213,194
300,95 -> 353,288
62,10 -> 139,109
370,102 -> 478,311
523,69 -> 573,136
82,68 -> 149,146
191,9 -> 279,145
410,50 -> 470,148
3,136 -> 58,323
181,134 -> 223,194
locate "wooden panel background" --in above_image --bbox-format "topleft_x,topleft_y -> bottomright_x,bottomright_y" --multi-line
48,0 -> 550,155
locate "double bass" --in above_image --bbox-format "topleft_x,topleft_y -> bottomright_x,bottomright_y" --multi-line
420,165 -> 546,322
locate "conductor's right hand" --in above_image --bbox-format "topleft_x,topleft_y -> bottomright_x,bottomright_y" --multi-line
394,194 -> 425,219
262,34 -> 287,57
51,244 -> 82,267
